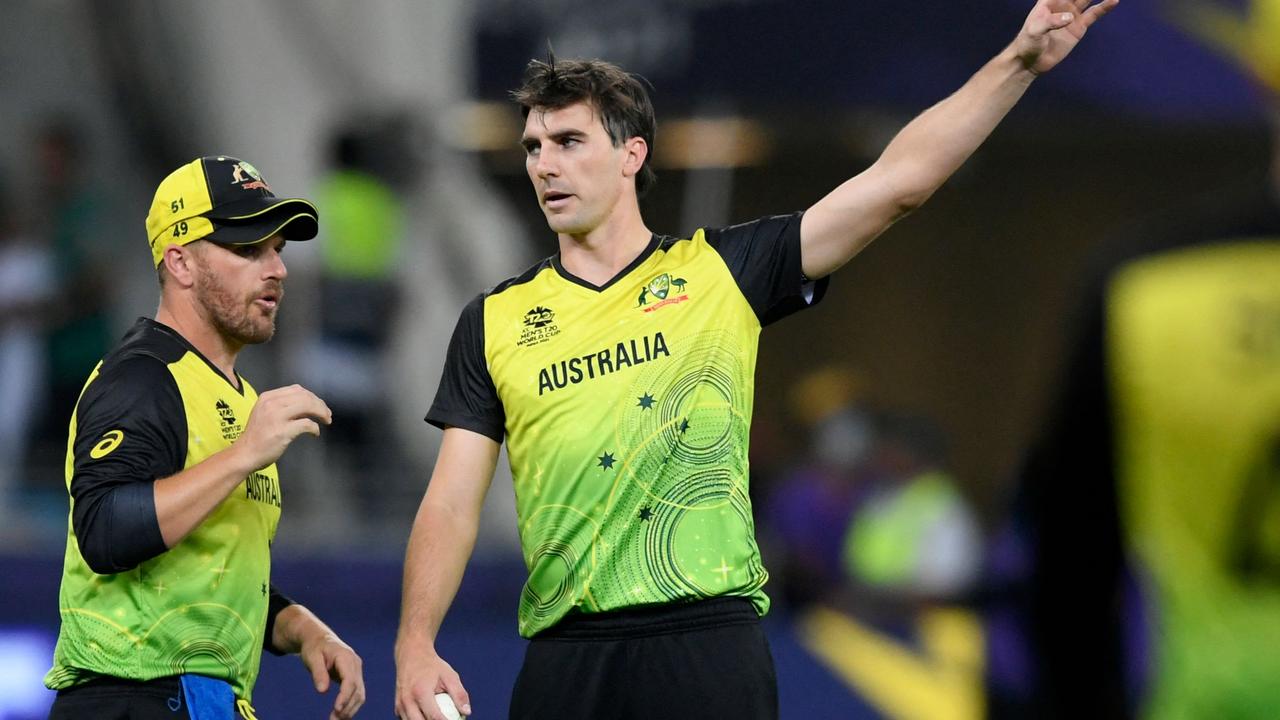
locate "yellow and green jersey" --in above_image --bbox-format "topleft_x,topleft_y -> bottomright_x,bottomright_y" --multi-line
1013,198 -> 1280,716
46,318 -> 284,700
428,213 -> 825,637
1108,239 -> 1280,717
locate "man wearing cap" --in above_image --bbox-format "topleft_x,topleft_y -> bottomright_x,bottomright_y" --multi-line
45,156 -> 365,720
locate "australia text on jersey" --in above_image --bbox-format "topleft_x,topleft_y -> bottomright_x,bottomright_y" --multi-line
538,332 -> 670,395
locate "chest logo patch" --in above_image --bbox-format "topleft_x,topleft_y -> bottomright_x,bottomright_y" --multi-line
636,273 -> 690,313
216,399 -> 244,441
518,305 -> 561,347
89,430 -> 125,459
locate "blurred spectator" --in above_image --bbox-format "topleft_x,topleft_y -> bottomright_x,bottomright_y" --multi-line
987,3 -> 1280,717
763,365 -> 876,607
840,412 -> 982,619
764,368 -> 985,719
0,175 -> 55,525
30,119 -> 115,480
305,113 -> 420,524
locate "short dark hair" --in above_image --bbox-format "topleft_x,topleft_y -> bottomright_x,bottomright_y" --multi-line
512,56 -> 657,196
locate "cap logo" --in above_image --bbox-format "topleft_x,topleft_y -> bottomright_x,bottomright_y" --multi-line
230,161 -> 271,192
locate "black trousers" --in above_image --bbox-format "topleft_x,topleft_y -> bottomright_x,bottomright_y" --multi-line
49,676 -> 190,719
510,597 -> 778,720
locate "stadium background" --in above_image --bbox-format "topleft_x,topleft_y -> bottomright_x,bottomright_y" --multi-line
0,0 -> 1270,718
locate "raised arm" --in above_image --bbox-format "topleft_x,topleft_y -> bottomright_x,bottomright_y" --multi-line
395,427 -> 501,720
799,0 -> 1118,279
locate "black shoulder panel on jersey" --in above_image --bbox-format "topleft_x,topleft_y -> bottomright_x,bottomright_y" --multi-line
703,212 -> 828,326
426,293 -> 506,442
488,255 -> 557,299
108,317 -> 191,366
71,320 -> 188,574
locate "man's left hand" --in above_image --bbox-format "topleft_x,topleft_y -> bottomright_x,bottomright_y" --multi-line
300,632 -> 366,720
1013,0 -> 1119,75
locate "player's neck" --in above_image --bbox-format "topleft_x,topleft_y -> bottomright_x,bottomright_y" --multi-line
155,301 -> 243,384
557,211 -> 652,287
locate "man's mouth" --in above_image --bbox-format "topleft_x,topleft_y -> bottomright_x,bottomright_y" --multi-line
543,190 -> 573,209
254,289 -> 282,311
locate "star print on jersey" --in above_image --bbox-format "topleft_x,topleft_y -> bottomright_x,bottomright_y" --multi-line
637,393 -> 655,410
597,452 -> 616,470
639,507 -> 654,521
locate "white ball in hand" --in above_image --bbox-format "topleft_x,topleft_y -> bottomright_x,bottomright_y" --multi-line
435,692 -> 464,720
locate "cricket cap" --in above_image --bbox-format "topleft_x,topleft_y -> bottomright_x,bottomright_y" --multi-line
145,156 -> 318,266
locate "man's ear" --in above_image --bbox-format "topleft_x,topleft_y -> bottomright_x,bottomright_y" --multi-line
622,136 -> 648,179
161,244 -> 198,288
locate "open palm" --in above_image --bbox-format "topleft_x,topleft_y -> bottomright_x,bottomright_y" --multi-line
1016,0 -> 1118,74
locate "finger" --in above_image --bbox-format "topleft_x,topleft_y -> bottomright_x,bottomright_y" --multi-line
309,653 -> 330,693
288,395 -> 333,425
1081,0 -> 1118,26
342,680 -> 366,719
396,694 -> 429,720
289,418 -> 323,439
331,659 -> 362,716
441,678 -> 472,717
1026,5 -> 1071,36
415,688 -> 446,720
259,384 -> 307,402
1049,10 -> 1074,30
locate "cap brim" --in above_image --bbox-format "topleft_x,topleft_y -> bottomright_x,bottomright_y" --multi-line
204,197 -> 319,246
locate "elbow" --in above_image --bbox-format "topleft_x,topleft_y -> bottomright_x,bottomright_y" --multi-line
892,188 -> 934,218
72,502 -> 124,574
871,160 -> 937,219
77,538 -> 134,575
71,484 -> 164,574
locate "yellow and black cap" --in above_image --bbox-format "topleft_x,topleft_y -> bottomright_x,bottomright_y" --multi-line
145,156 -> 318,266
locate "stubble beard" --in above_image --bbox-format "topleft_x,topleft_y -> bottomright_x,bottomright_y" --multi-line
194,263 -> 277,346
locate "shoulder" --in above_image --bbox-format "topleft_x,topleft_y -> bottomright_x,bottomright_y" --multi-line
485,255 -> 558,301
102,318 -> 191,369
701,212 -> 803,244
82,321 -> 186,410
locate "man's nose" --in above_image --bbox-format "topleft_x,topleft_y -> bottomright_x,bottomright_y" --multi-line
265,249 -> 287,280
534,147 -> 558,177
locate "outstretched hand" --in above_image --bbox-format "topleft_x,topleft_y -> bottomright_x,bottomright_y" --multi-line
299,631 -> 366,720
1012,0 -> 1119,75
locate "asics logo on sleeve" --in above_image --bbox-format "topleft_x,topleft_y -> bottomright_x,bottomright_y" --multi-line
89,430 -> 125,459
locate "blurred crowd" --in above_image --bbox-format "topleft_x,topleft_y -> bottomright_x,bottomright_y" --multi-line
0,120 -> 121,529
4,2 -> 1279,714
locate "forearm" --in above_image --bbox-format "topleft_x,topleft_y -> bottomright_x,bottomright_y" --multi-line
396,498 -> 481,656
153,444 -> 257,547
71,445 -> 256,574
874,46 -> 1035,211
801,48 -> 1036,278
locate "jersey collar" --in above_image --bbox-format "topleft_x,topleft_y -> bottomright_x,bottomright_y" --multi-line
550,233 -> 662,293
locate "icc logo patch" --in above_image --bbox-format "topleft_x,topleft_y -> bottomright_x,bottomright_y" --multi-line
518,305 -> 561,347
216,399 -> 243,440
636,273 -> 690,313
